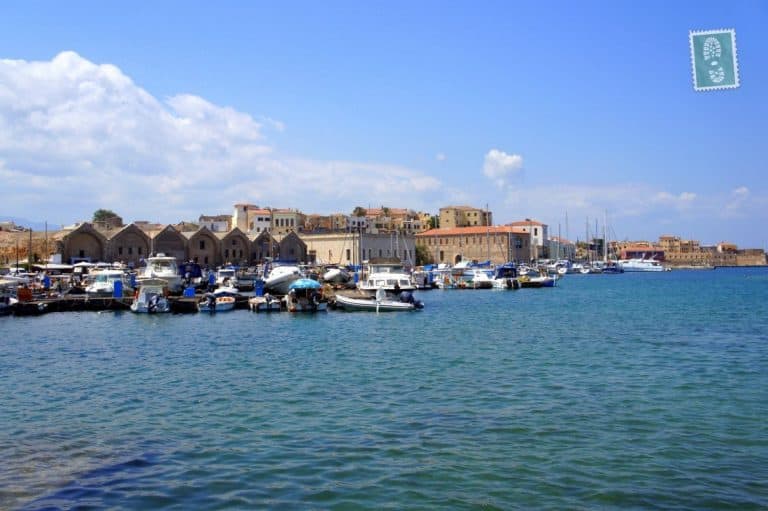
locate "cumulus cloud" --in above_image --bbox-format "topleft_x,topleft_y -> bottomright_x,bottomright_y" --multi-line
652,191 -> 697,209
483,149 -> 523,188
0,51 -> 446,223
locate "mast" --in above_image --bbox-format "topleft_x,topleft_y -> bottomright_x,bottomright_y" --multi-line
603,210 -> 608,264
485,203 -> 490,262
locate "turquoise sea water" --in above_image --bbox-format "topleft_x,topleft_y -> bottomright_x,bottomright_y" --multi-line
1,268 -> 767,510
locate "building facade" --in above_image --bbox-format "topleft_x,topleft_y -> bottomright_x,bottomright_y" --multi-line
439,206 -> 492,229
416,226 -> 530,265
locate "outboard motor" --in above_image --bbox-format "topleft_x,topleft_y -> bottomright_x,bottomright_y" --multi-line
204,292 -> 216,312
148,293 -> 159,313
399,291 -> 415,304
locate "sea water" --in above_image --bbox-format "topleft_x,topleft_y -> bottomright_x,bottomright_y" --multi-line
1,268 -> 767,510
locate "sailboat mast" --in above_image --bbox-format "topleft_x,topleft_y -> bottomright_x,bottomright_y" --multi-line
603,211 -> 608,263
485,203 -> 490,262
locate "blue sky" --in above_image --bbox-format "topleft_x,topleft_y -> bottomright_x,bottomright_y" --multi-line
0,1 -> 766,246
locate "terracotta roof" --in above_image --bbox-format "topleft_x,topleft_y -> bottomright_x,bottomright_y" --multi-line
507,219 -> 545,226
440,205 -> 481,211
416,226 -> 528,236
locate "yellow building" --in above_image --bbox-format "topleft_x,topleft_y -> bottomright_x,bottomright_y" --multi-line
438,206 -> 492,229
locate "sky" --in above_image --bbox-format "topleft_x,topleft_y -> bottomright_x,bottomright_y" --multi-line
0,1 -> 766,247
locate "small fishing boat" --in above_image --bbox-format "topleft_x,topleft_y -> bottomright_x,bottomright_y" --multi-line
130,278 -> 171,313
198,293 -> 236,312
248,294 -> 282,312
285,278 -> 326,312
518,271 -> 557,288
335,288 -> 424,312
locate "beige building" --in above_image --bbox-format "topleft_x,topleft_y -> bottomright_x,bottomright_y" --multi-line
416,226 -> 531,265
506,220 -> 548,260
198,214 -> 231,232
301,232 -> 417,266
439,206 -> 492,229
271,208 -> 305,236
232,204 -> 272,234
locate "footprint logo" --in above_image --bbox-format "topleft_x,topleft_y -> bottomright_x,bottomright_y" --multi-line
703,36 -> 725,83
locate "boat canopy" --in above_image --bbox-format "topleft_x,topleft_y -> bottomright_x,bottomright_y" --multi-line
289,278 -> 322,290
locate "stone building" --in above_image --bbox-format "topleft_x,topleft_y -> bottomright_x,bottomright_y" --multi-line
438,206 -> 492,229
301,232 -> 417,266
107,224 -> 150,266
185,227 -> 221,267
416,226 -> 530,265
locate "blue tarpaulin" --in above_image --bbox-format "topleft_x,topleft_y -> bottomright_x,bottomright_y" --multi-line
289,278 -> 322,290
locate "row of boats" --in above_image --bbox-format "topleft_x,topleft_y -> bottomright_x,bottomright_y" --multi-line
1,253 -> 671,316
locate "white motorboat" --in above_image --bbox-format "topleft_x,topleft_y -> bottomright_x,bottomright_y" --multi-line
138,254 -> 183,292
619,258 -> 668,272
85,269 -> 126,296
491,263 -> 520,289
322,266 -> 351,284
264,265 -> 303,295
0,279 -> 18,316
130,278 -> 170,313
358,259 -> 415,296
215,266 -> 240,287
335,288 -> 423,312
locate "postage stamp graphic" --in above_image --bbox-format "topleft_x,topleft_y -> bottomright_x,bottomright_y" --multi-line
689,29 -> 739,91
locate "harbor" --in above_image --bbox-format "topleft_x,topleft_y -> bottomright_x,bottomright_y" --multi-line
2,267 -> 767,510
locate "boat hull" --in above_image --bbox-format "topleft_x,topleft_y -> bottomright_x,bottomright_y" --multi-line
335,293 -> 423,312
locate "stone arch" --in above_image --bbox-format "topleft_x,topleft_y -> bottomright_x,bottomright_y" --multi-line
151,225 -> 187,262
187,227 -> 220,268
61,223 -> 107,263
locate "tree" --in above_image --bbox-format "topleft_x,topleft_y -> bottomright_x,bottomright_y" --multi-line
428,216 -> 439,229
352,206 -> 367,217
415,244 -> 433,266
93,209 -> 119,222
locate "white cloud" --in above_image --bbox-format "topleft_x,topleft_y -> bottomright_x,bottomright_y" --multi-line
435,152 -> 446,161
0,51 -> 446,223
483,149 -> 523,188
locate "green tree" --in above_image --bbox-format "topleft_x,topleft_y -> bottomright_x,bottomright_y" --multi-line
93,209 -> 119,222
428,216 -> 439,229
415,244 -> 433,266
352,206 -> 367,217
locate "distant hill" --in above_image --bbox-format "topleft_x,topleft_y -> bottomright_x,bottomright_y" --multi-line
0,216 -> 62,232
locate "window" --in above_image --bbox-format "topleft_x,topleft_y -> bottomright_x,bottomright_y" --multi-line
224,249 -> 229,258
118,246 -> 123,255
232,239 -> 237,246
346,249 -> 351,261
138,247 -> 142,255
128,247 -> 133,255
199,240 -> 205,250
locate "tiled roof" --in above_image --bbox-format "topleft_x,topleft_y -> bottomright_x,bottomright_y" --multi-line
416,226 -> 528,236
507,219 -> 544,226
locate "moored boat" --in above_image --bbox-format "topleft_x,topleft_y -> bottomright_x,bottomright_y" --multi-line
264,265 -> 303,295
248,294 -> 282,312
198,293 -> 236,312
138,254 -> 183,293
130,278 -> 171,313
335,288 -> 423,312
285,278 -> 326,312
